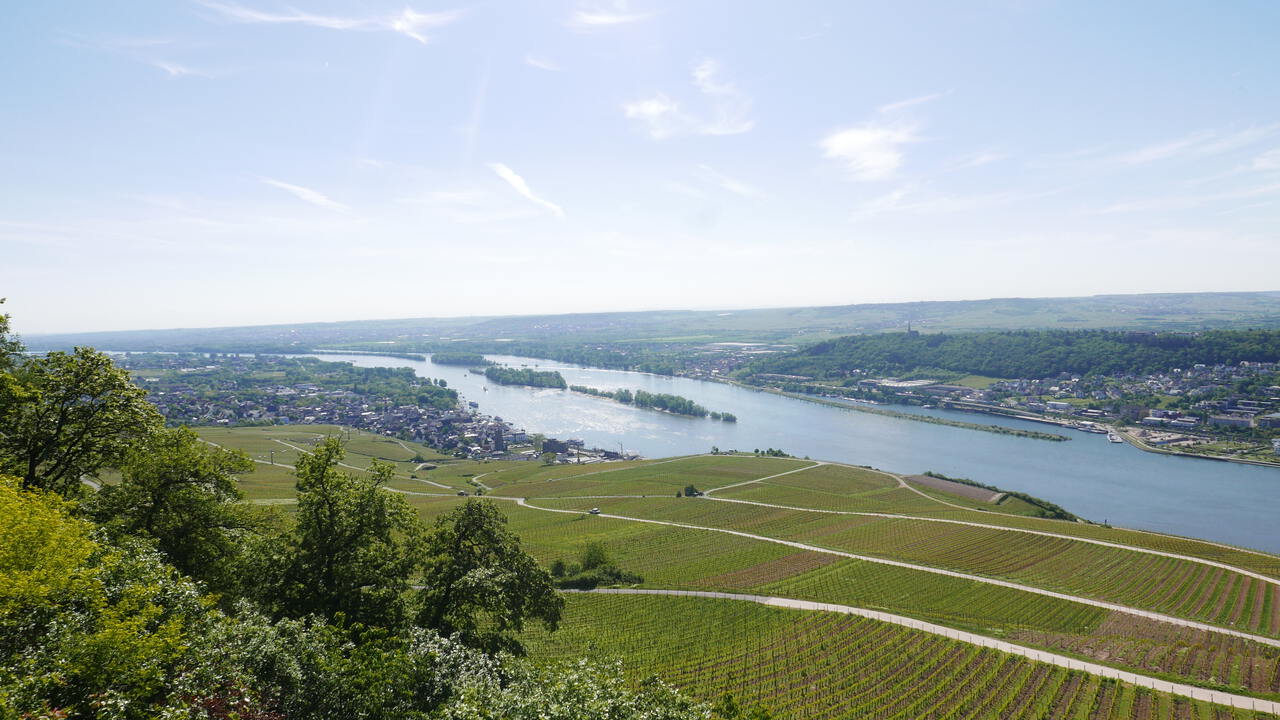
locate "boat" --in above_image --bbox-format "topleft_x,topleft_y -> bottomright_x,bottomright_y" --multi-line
1107,433 -> 1124,443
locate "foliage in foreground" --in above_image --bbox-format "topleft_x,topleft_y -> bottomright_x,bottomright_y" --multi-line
0,474 -> 707,720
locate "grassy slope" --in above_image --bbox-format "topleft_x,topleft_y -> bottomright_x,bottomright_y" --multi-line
206,426 -> 1280,708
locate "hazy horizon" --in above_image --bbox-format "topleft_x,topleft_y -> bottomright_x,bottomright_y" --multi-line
13,288 -> 1280,338
5,2 -> 1279,334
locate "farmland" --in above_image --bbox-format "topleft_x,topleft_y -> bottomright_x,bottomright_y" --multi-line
525,594 -> 1275,719
204,426 -> 1280,717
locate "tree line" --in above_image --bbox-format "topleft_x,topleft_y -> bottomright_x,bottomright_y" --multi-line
744,329 -> 1280,380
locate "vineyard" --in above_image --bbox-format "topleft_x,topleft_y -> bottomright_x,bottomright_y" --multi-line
201,428 -> 1280,717
524,594 -> 1279,719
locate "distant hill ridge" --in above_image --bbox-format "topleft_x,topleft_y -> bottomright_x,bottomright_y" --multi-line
744,328 -> 1280,380
23,290 -> 1280,352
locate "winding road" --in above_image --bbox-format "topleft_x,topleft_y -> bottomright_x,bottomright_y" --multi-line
570,588 -> 1280,715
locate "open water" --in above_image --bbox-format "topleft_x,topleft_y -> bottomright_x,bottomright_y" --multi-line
307,353 -> 1280,553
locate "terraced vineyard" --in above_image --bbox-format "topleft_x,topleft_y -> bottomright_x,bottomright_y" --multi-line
526,594 -> 1277,719
206,428 -> 1280,718
533,495 -> 1280,639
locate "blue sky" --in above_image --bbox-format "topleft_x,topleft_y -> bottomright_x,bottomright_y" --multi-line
3,1 -> 1279,333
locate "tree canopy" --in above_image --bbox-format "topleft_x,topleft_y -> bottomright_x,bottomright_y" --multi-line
1,347 -> 163,495
417,500 -> 563,654
89,426 -> 255,597
745,328 -> 1280,380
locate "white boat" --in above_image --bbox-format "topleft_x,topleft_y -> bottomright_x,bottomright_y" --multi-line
1107,433 -> 1124,443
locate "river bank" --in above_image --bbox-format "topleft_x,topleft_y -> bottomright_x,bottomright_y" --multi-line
1115,429 -> 1280,469
300,352 -> 1280,553
731,383 -> 1071,442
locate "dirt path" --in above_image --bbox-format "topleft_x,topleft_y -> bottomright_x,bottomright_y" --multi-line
698,495 -> 1280,591
272,438 -> 451,488
571,588 -> 1280,715
701,455 -> 1280,585
503,496 -> 1280,649
703,460 -> 826,494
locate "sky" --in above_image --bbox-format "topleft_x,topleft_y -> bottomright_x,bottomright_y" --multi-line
3,1 -> 1279,334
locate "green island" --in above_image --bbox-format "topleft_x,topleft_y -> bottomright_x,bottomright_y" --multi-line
570,385 -> 737,421
430,351 -> 494,366
484,366 -> 568,388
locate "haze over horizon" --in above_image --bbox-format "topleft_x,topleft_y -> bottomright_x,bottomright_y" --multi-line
4,1 -> 1280,334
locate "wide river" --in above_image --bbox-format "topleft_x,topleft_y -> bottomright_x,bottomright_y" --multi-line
309,353 -> 1280,553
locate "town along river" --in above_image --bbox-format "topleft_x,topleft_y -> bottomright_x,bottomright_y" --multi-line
306,353 -> 1280,554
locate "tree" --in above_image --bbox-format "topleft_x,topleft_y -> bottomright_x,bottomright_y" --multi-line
1,347 -> 163,495
579,542 -> 609,571
540,451 -> 557,465
0,475 -> 218,720
89,426 -> 254,597
261,439 -> 423,629
0,298 -> 23,371
416,500 -> 562,654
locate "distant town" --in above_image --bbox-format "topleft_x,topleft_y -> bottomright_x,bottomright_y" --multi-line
118,353 -> 638,464
740,359 -> 1280,464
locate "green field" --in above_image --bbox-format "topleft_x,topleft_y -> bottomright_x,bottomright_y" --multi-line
206,425 -> 1280,714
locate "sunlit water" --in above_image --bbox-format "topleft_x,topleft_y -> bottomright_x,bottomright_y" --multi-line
305,353 -> 1280,553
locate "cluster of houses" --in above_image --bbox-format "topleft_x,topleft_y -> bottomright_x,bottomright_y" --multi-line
144,380 -> 532,457
125,353 -> 642,462
786,361 -> 1280,455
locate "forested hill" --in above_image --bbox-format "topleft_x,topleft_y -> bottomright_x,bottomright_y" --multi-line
743,329 -> 1280,380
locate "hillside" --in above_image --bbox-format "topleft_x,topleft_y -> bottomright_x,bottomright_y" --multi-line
207,426 -> 1280,718
743,328 -> 1280,380
23,290 -> 1280,352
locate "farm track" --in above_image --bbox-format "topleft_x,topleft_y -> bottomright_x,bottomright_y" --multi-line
703,459 -> 1280,586
573,588 -> 1280,715
699,494 -> 1280,591
271,438 -> 452,488
509,496 -> 1280,650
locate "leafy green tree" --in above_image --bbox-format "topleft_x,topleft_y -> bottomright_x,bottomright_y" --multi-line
0,475 -> 218,720
1,347 -> 163,496
579,542 -> 609,571
0,299 -> 23,370
417,500 -> 562,654
89,426 -> 255,597
259,439 -> 423,629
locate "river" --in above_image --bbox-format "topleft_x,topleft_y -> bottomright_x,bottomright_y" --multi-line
307,353 -> 1280,553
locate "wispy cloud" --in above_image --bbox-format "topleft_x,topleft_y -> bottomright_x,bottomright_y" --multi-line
197,1 -> 461,43
945,150 -> 1006,170
1095,181 -> 1280,214
151,60 -> 210,78
850,185 -> 1017,218
624,59 -> 753,140
488,163 -> 564,218
567,2 -> 650,29
821,124 -> 919,181
260,178 -> 348,211
524,54 -> 561,71
697,164 -> 766,198
402,190 -> 487,206
1251,148 -> 1280,171
1105,126 -> 1277,166
877,92 -> 948,115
